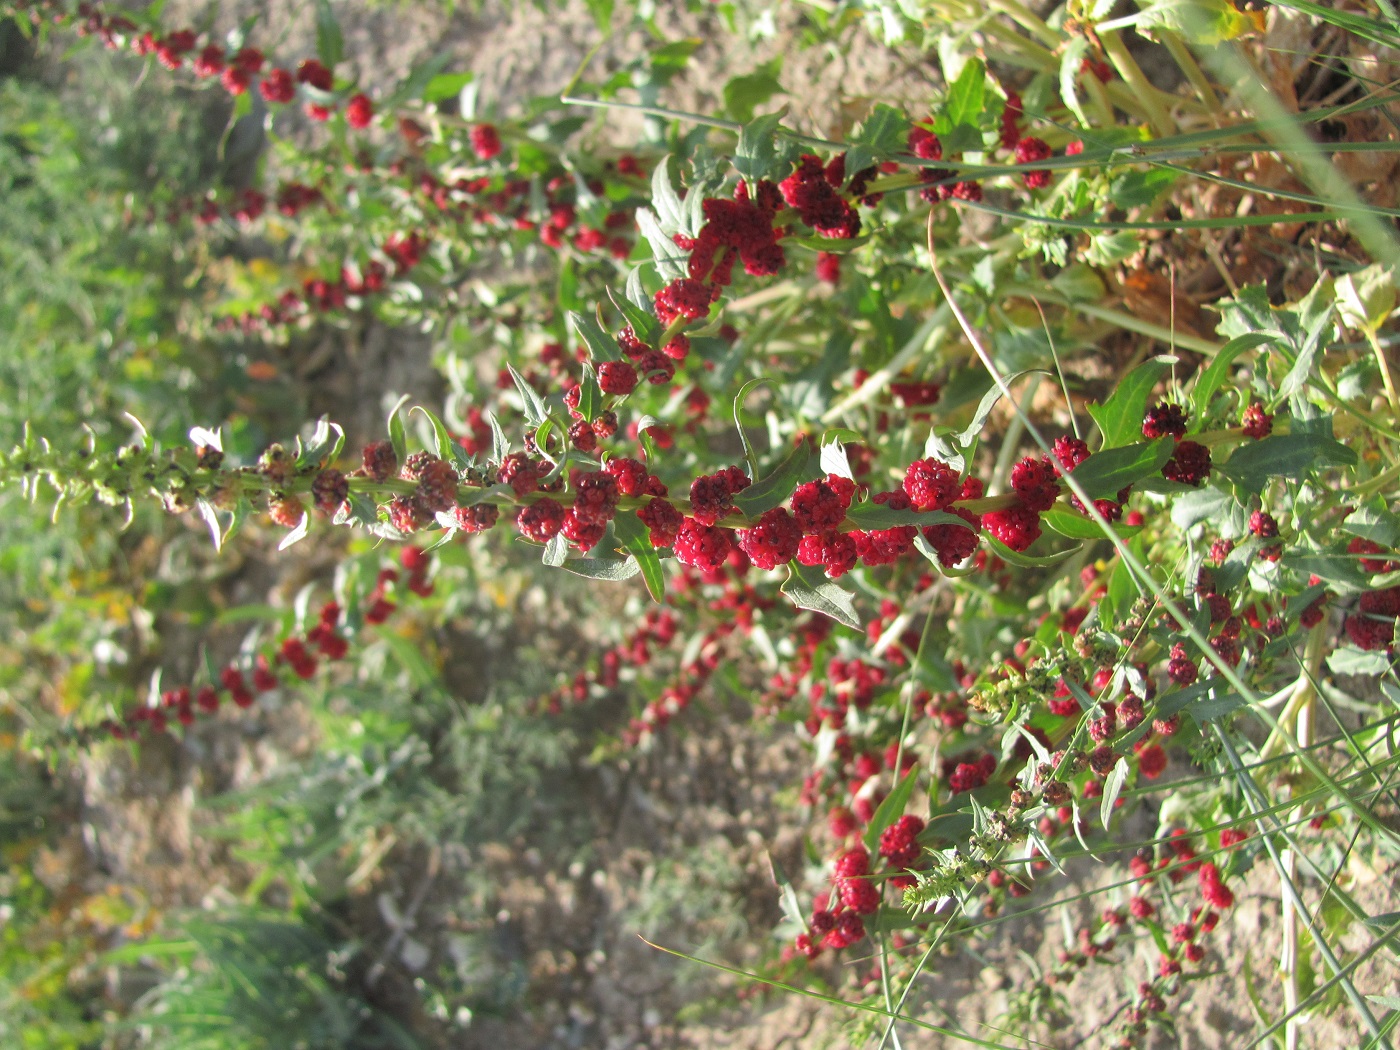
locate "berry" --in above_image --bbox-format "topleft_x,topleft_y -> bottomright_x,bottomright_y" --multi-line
598,360 -> 638,395
1052,435 -> 1091,473
470,123 -> 502,160
816,251 -> 841,284
498,452 -> 542,496
296,58 -> 333,90
1241,401 -> 1273,438
1162,441 -> 1211,486
690,470 -> 743,525
1136,744 -> 1167,779
404,453 -> 458,513
454,503 -> 499,533
561,509 -> 607,551
1142,401 -> 1189,440
1248,510 -> 1279,538
1010,456 -> 1061,512
796,530 -> 859,579
1166,643 -> 1197,685
269,495 -> 305,528
311,469 -> 348,515
654,278 -> 713,325
673,519 -> 736,572
569,419 -> 598,452
388,495 -> 430,533
902,458 -> 960,511
637,497 -> 684,547
791,479 -> 850,534
346,93 -> 374,129
259,67 -> 296,104
738,507 -> 802,570
516,498 -> 566,543
362,440 -> 398,481
1014,137 -> 1052,189
983,503 -> 1042,551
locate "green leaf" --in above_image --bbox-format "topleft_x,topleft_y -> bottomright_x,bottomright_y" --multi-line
723,62 -> 784,126
944,57 -> 985,129
984,535 -> 1079,568
845,504 -> 970,529
958,369 -> 1048,447
296,416 -> 343,469
485,409 -> 510,464
732,440 -> 819,517
569,309 -> 621,363
1101,757 -> 1129,830
911,607 -> 957,691
1327,645 -> 1391,676
649,155 -> 686,236
1041,506 -> 1143,540
782,562 -> 861,628
1069,438 -> 1174,499
606,286 -> 660,343
543,533 -> 569,567
768,852 -> 807,933
577,364 -> 602,424
1087,356 -> 1174,448
1220,427 -> 1357,495
635,208 -> 690,282
734,109 -> 789,183
314,0 -> 343,70
387,394 -> 411,465
732,377 -> 775,474
845,103 -> 910,178
612,511 -> 666,603
562,557 -> 640,582
421,71 -> 473,105
864,766 -> 921,851
1059,36 -> 1090,126
1170,485 -> 1236,530
410,406 -> 457,464
1109,168 -> 1178,210
507,364 -> 549,427
1343,499 -> 1400,549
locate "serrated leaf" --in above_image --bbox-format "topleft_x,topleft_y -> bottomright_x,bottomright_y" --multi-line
1342,499 -> 1400,549
484,410 -> 510,464
782,562 -> 860,628
733,440 -> 818,517
650,155 -> 685,235
507,364 -> 550,427
1171,485 -> 1235,530
577,364 -> 602,424
733,109 -> 788,183
606,286 -> 660,343
1101,757 -> 1129,830
635,208 -> 689,282
845,103 -> 910,178
569,309 -> 621,363
959,369 -> 1049,446
612,511 -> 666,602
1221,427 -> 1357,495
864,766 -> 920,851
724,65 -> 784,125
1327,645 -> 1391,676
1059,37 -> 1090,126
1069,438 -> 1173,500
1087,356 -> 1174,449
944,57 -> 985,128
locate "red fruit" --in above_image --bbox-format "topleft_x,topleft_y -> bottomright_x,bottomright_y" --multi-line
454,503 -> 499,533
815,251 -> 841,284
1142,401 -> 1189,440
737,507 -> 802,570
259,67 -> 296,104
902,458 -> 960,511
1010,456 -> 1061,512
296,58 -> 334,90
1136,744 -> 1168,779
1241,401 -> 1272,438
1014,137 -> 1053,189
1162,441 -> 1211,486
362,440 -> 398,481
598,360 -> 638,395
516,498 -> 566,543
346,93 -> 374,129
470,123 -> 502,160
983,503 -> 1042,551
